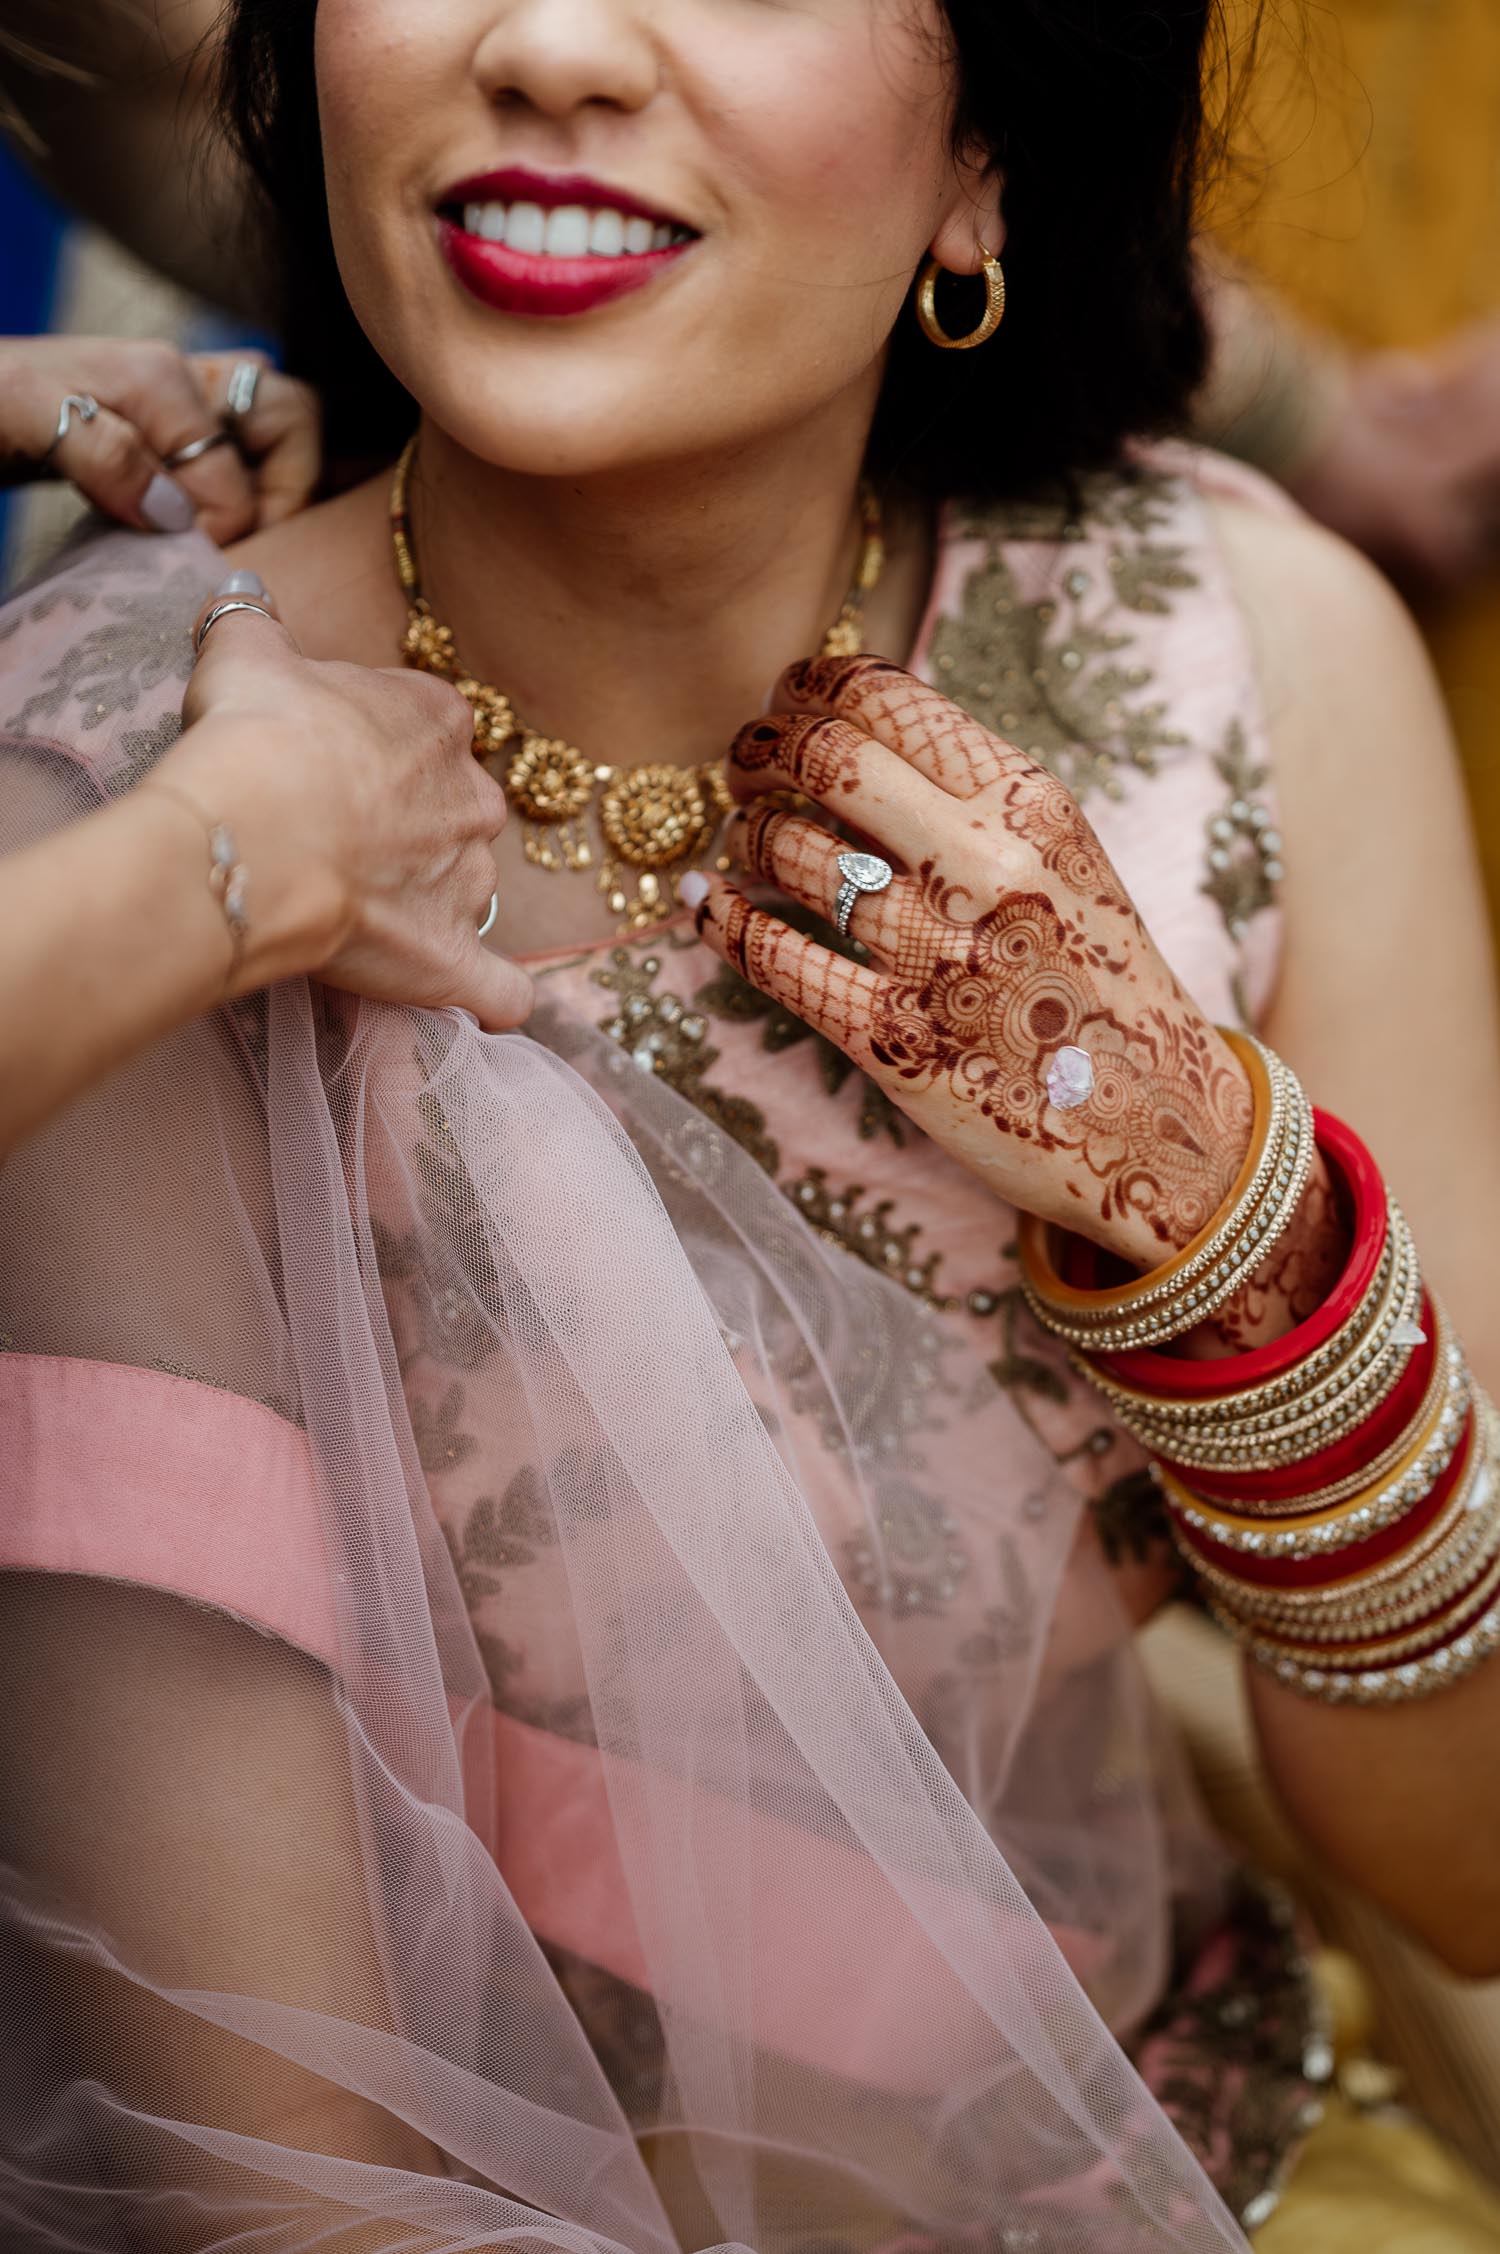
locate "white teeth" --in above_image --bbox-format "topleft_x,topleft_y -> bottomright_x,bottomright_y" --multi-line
544,204 -> 591,258
504,201 -> 546,254
458,198 -> 688,258
589,208 -> 626,257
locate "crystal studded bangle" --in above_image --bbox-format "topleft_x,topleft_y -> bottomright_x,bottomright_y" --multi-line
144,780 -> 250,984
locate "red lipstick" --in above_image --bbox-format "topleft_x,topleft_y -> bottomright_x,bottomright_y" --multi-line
436,166 -> 698,320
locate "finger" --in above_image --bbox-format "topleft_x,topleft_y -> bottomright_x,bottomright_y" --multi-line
82,340 -> 258,541
726,805 -> 924,964
183,579 -> 298,727
683,872 -> 886,1061
189,575 -> 287,656
195,357 -> 322,526
49,401 -> 197,534
449,944 -> 535,1034
770,654 -> 1017,799
725,712 -> 945,865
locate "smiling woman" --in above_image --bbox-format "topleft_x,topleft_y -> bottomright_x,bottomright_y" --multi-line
3,0 -> 1500,2249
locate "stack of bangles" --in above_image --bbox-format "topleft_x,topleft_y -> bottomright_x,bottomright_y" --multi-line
1018,1028 -> 1500,1706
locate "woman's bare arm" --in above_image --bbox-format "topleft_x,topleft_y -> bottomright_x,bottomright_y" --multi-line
1217,492 -> 1500,1976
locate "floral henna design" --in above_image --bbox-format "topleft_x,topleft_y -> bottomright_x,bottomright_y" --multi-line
709,659 -> 1261,1272
1000,765 -> 1132,912
867,883 -> 1250,1250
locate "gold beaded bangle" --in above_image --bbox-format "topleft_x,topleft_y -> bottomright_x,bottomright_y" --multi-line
1080,1212 -> 1403,1434
1258,1601 -> 1500,1704
1162,1339 -> 1472,1560
1080,1210 -> 1419,1464
1019,1033 -> 1314,1352
1146,1271 -> 1447,1521
1218,1545 -> 1500,1673
1109,1220 -> 1420,1470
1197,1444 -> 1500,1641
1187,1427 -> 1494,1631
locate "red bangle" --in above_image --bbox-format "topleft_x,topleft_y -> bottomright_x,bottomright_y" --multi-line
1171,1404 -> 1475,1592
1091,1112 -> 1382,1399
1170,1295 -> 1436,1507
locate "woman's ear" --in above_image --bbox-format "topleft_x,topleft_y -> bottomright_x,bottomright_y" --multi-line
928,156 -> 1005,275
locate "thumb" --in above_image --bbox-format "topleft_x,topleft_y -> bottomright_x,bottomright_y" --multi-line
449,944 -> 535,1034
184,575 -> 299,725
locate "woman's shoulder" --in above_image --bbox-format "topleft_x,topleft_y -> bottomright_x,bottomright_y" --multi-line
224,474 -> 401,665
0,521 -> 219,808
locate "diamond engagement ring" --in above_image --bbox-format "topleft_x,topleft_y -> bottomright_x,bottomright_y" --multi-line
833,850 -> 893,938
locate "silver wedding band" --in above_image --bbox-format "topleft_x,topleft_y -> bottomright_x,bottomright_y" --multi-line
225,362 -> 263,423
478,892 -> 500,940
165,428 -> 235,470
194,596 -> 276,655
43,393 -> 100,461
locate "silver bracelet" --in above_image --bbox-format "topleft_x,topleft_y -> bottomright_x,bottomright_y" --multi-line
145,783 -> 250,981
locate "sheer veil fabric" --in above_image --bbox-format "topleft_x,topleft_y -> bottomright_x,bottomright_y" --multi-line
0,530 -> 1250,2252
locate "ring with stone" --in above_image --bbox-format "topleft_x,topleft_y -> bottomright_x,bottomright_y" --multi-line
833,850 -> 894,938
43,393 -> 100,462
1045,1045 -> 1096,1112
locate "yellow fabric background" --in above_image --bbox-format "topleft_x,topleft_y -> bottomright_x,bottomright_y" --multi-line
1257,1951 -> 1500,2246
1208,0 -> 1500,941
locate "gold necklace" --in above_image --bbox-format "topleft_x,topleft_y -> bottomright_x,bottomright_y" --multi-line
390,438 -> 886,931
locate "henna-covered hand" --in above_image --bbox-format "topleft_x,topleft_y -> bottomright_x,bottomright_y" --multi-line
689,655 -> 1256,1275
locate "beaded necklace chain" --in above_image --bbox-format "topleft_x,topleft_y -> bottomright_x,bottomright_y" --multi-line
390,437 -> 886,931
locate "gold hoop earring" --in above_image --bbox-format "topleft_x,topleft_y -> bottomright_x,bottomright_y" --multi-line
916,247 -> 1006,351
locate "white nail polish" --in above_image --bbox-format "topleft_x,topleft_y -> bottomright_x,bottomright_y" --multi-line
141,474 -> 196,533
679,872 -> 711,911
216,569 -> 267,598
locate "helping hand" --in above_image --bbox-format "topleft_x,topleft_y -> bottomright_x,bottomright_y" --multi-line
164,584 -> 533,1030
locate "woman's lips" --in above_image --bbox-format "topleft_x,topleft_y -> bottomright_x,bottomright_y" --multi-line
438,216 -> 693,319
435,170 -> 698,319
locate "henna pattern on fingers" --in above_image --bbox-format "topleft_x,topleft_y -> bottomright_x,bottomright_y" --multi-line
729,714 -> 868,798
779,657 -> 1013,798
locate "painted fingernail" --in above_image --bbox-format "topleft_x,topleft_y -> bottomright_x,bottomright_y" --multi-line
141,474 -> 197,533
679,872 -> 711,911
215,569 -> 267,598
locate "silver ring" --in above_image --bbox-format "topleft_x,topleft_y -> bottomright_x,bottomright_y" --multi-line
225,362 -> 263,423
478,892 -> 499,939
194,596 -> 276,655
833,850 -> 893,938
165,429 -> 234,470
43,392 -> 100,461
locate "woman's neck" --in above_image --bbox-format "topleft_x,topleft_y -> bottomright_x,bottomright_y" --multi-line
403,403 -> 924,771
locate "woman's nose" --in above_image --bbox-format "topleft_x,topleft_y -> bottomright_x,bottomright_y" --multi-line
474,0 -> 661,120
